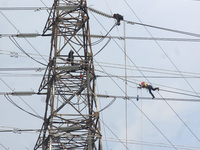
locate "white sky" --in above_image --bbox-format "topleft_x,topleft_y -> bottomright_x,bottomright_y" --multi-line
0,0 -> 200,150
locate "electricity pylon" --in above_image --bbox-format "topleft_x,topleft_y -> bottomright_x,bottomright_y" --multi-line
34,0 -> 102,149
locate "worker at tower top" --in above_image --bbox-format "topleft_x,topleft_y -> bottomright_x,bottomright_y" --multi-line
113,14 -> 124,25
138,82 -> 159,99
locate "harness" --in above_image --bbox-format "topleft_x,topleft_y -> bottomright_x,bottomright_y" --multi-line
144,83 -> 148,88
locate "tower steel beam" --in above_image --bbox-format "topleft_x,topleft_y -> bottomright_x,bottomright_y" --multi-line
34,0 -> 102,149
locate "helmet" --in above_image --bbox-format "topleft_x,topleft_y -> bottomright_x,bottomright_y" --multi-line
141,82 -> 145,85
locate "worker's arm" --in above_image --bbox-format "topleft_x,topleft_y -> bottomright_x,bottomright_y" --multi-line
137,84 -> 142,89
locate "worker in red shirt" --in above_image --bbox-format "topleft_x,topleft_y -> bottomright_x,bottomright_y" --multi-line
138,82 -> 159,99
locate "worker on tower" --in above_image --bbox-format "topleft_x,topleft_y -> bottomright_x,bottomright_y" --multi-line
67,50 -> 74,65
138,82 -> 159,99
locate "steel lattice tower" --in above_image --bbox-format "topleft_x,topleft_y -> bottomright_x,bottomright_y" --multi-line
34,0 -> 102,149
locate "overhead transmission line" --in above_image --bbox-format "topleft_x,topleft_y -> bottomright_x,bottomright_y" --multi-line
97,75 -> 200,79
93,23 -> 116,56
102,137 -> 200,150
1,6 -> 200,40
95,69 -> 200,99
122,0 -> 200,143
98,94 -> 200,102
95,64 -> 200,78
99,1 -> 200,144
1,91 -> 200,102
95,70 -> 200,97
90,7 -> 200,106
96,44 -> 200,143
92,3 -> 200,102
95,63 -> 200,98
9,37 -> 46,66
0,67 -> 45,72
122,0 -> 200,97
1,3 -> 199,148
2,123 -> 199,150
4,94 -> 43,119
99,118 -> 130,150
0,7 -> 49,11
0,127 -> 40,134
88,35 -> 200,42
2,33 -> 200,42
125,20 -> 200,38
1,6 -> 200,41
96,8 -> 200,146
0,143 -> 9,150
0,48 -> 48,61
88,7 -> 200,38
0,73 -> 43,77
0,78 -> 43,120
90,7 -> 199,146
1,72 -> 200,79
95,61 -> 200,76
0,10 -> 47,65
94,59 -> 177,149
1,55 -> 200,77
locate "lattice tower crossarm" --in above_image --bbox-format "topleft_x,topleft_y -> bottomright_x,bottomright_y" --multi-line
34,0 -> 102,149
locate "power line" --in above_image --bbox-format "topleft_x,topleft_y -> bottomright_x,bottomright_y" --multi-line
98,94 -> 200,102
95,62 -> 200,76
89,35 -> 200,42
94,63 -> 200,79
0,143 -> 9,150
0,128 -> 40,133
4,94 -> 43,119
95,59 -> 177,149
2,33 -> 200,42
1,91 -> 199,102
95,69 -> 200,98
0,67 -> 45,71
102,137 -> 200,150
92,5 -> 199,146
99,118 -> 130,150
0,7 -> 49,11
97,75 -> 200,79
0,78 -> 42,119
0,11 -> 47,64
123,0 -> 200,143
92,23 -> 116,49
1,6 -> 200,39
123,0 -> 200,96
1,2 -> 200,149
1,56 -> 200,77
9,37 -> 47,66
88,6 -> 200,38
125,20 -> 200,38
0,49 -> 48,61
0,73 -> 43,77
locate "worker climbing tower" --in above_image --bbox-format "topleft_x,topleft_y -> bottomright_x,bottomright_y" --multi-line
34,0 -> 102,149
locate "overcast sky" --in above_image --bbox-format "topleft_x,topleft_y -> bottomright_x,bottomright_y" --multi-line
1,0 -> 200,150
